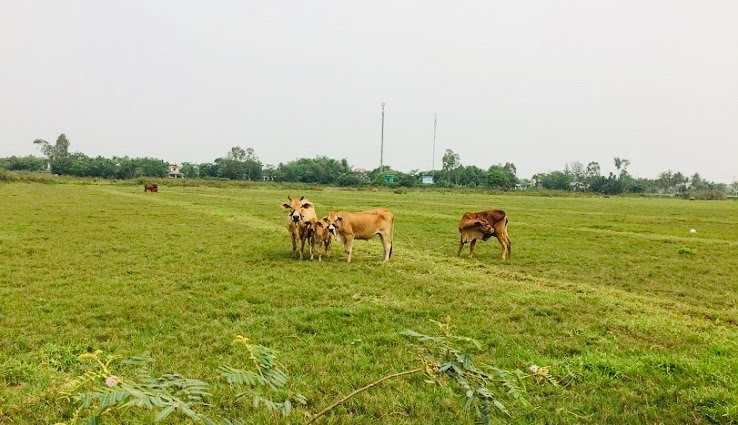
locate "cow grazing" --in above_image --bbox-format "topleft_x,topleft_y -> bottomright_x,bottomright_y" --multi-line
457,210 -> 511,260
325,208 -> 394,262
281,196 -> 317,260
306,217 -> 335,261
144,183 -> 158,192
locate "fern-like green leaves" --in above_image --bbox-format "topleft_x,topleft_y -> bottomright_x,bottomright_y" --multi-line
402,319 -> 549,422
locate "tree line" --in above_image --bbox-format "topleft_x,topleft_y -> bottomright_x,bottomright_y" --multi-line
2,134 -> 735,198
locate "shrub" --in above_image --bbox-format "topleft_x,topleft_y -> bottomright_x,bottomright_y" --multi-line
677,247 -> 696,255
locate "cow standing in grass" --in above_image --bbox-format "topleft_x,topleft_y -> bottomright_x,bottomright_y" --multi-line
307,217 -> 335,261
457,210 -> 511,260
144,183 -> 158,192
324,209 -> 394,262
281,196 -> 317,260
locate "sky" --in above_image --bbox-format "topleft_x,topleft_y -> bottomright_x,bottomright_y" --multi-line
1,1 -> 737,181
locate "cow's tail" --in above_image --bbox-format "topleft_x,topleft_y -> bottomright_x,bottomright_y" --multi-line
504,214 -> 511,257
390,214 -> 395,258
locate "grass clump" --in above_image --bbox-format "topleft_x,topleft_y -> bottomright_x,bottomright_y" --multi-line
677,246 -> 697,255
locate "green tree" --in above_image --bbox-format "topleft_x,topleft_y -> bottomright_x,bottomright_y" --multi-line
34,133 -> 70,159
442,149 -> 460,171
34,133 -> 73,174
589,173 -> 623,194
442,149 -> 461,185
181,162 -> 199,178
487,163 -> 518,189
244,147 -> 262,181
227,146 -> 246,161
0,156 -> 47,172
538,171 -> 573,190
459,166 -> 487,187
613,157 -> 631,179
566,161 -> 586,191
585,161 -> 601,179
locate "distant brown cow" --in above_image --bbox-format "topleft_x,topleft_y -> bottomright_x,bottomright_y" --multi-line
325,208 -> 394,262
457,210 -> 511,260
144,183 -> 158,192
281,196 -> 318,260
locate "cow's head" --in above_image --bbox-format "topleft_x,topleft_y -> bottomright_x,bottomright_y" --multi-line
281,196 -> 313,223
474,217 -> 495,239
317,216 -> 337,236
324,211 -> 343,234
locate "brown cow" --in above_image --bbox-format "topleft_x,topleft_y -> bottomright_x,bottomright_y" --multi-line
325,209 -> 394,262
281,196 -> 317,260
144,183 -> 158,192
306,217 -> 335,261
457,210 -> 511,260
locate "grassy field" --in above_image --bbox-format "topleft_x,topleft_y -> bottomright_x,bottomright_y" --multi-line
1,182 -> 737,424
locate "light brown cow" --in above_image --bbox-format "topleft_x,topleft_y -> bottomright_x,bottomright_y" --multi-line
325,209 -> 394,262
280,196 -> 317,260
457,210 -> 511,260
306,217 -> 335,261
144,183 -> 158,192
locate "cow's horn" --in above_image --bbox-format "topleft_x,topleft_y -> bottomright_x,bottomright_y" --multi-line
300,196 -> 304,201
287,195 -> 292,201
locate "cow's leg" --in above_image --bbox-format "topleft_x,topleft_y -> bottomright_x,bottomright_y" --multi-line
299,235 -> 306,260
496,235 -> 507,260
290,232 -> 297,257
493,221 -> 509,260
344,236 -> 354,263
469,239 -> 477,258
324,240 -> 331,258
378,233 -> 389,261
457,236 -> 466,257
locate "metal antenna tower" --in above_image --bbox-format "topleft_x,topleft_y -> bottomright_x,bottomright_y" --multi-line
380,102 -> 385,170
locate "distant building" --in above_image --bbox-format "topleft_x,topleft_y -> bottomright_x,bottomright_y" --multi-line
168,164 -> 184,178
383,174 -> 395,184
420,175 -> 434,185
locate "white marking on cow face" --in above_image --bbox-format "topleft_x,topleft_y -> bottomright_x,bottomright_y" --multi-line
327,223 -> 336,235
290,209 -> 302,222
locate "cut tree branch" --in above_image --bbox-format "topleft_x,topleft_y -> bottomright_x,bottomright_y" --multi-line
304,367 -> 424,424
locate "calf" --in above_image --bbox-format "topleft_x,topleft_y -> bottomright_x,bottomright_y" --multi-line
457,210 -> 511,260
325,208 -> 394,262
144,183 -> 158,192
307,217 -> 335,261
280,196 -> 317,260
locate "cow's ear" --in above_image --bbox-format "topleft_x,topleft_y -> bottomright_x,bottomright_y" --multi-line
322,217 -> 329,222
301,202 -> 311,209
336,216 -> 343,221
473,220 -> 482,226
281,203 -> 291,209
316,222 -> 323,227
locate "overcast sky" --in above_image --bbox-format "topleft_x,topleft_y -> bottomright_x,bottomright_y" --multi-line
1,1 -> 736,181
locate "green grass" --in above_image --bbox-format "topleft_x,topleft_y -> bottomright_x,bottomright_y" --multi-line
1,182 -> 737,424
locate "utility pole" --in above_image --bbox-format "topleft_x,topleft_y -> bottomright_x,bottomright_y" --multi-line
380,102 -> 385,171
432,113 -> 437,177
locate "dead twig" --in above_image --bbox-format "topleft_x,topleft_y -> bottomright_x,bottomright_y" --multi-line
304,367 -> 424,424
